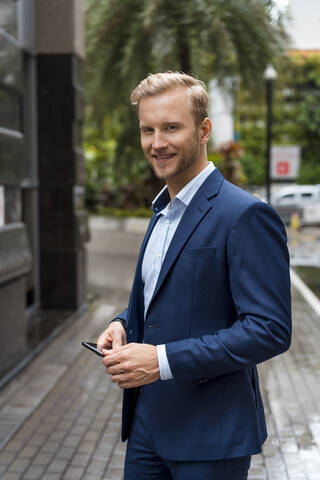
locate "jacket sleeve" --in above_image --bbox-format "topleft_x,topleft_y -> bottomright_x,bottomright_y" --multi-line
165,201 -> 292,382
109,308 -> 128,330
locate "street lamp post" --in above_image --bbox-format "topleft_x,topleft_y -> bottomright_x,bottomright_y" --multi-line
263,65 -> 278,204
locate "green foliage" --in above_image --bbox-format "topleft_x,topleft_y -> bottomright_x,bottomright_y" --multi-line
84,123 -> 116,210
238,55 -> 320,185
207,153 -> 224,167
84,108 -> 153,209
84,0 -> 286,206
86,0 -> 284,112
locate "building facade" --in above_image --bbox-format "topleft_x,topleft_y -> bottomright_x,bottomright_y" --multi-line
0,0 -> 87,381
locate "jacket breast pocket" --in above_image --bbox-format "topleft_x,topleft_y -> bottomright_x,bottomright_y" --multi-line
181,247 -> 217,258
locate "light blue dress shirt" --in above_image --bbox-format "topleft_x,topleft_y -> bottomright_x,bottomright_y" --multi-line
142,162 -> 215,380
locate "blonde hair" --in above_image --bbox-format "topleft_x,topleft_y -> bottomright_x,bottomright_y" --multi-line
130,71 -> 209,125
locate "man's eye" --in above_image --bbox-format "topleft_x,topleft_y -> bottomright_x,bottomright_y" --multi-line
167,125 -> 177,131
142,128 -> 153,134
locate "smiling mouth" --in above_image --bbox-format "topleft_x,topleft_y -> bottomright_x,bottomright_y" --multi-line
152,153 -> 176,161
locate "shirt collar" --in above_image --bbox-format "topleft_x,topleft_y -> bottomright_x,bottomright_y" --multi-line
151,162 -> 215,215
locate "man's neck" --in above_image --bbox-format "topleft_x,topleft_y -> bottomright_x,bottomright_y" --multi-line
166,160 -> 209,200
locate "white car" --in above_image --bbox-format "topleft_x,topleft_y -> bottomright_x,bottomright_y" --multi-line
270,185 -> 320,226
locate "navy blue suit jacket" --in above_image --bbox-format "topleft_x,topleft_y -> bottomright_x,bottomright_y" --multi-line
117,168 -> 291,461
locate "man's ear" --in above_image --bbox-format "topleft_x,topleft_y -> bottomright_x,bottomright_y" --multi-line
199,118 -> 212,145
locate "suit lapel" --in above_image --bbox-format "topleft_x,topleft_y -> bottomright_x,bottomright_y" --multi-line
128,213 -> 160,338
146,168 -> 224,315
136,214 -> 160,273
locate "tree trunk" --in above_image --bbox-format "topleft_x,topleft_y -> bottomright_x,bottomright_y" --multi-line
173,0 -> 192,74
177,34 -> 191,73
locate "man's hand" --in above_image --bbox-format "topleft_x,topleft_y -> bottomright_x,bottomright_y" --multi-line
102,343 -> 160,389
97,321 -> 127,352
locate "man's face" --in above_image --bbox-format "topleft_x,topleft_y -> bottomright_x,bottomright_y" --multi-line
138,87 -> 201,182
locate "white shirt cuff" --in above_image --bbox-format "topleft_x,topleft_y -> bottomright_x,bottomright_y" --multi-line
157,344 -> 173,380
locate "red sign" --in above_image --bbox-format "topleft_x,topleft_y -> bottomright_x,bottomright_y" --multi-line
271,146 -> 300,180
276,161 -> 290,176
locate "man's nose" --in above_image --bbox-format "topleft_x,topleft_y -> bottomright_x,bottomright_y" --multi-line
152,131 -> 168,150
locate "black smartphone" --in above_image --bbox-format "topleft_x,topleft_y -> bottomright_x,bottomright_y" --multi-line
82,342 -> 104,357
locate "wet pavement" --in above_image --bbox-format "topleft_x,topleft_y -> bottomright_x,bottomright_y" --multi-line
288,227 -> 320,268
0,217 -> 319,479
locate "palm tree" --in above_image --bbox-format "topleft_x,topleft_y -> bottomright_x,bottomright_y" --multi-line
85,0 -> 286,205
86,0 -> 285,112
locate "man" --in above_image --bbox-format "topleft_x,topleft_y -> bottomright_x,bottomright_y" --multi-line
97,72 -> 291,479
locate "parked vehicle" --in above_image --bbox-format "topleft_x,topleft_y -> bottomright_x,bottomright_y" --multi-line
270,185 -> 320,226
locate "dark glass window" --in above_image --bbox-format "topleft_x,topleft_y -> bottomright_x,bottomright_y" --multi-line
0,87 -> 22,131
0,1 -> 18,37
0,33 -> 22,90
282,194 -> 294,200
5,185 -> 21,223
0,31 -> 23,133
0,131 -> 24,184
277,193 -> 295,205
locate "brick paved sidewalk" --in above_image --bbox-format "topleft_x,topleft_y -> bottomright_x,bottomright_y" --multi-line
0,280 -> 320,479
250,283 -> 320,480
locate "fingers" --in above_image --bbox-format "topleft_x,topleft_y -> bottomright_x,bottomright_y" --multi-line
105,362 -> 126,375
97,330 -> 111,352
97,322 -> 127,352
111,376 -> 130,389
110,373 -> 152,390
112,322 -> 127,349
102,343 -> 132,361
102,348 -> 113,356
112,329 -> 124,350
101,343 -> 159,390
102,348 -> 126,367
102,348 -> 117,361
102,347 -> 132,387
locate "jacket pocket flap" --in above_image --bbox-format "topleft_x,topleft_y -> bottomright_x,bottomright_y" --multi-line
182,247 -> 216,258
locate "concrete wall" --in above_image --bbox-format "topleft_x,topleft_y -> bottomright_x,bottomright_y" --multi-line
35,0 -> 87,309
35,0 -> 85,57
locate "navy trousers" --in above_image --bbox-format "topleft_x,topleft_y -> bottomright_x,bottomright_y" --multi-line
124,389 -> 251,480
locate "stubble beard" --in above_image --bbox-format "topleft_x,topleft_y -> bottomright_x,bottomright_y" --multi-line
148,131 -> 200,181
